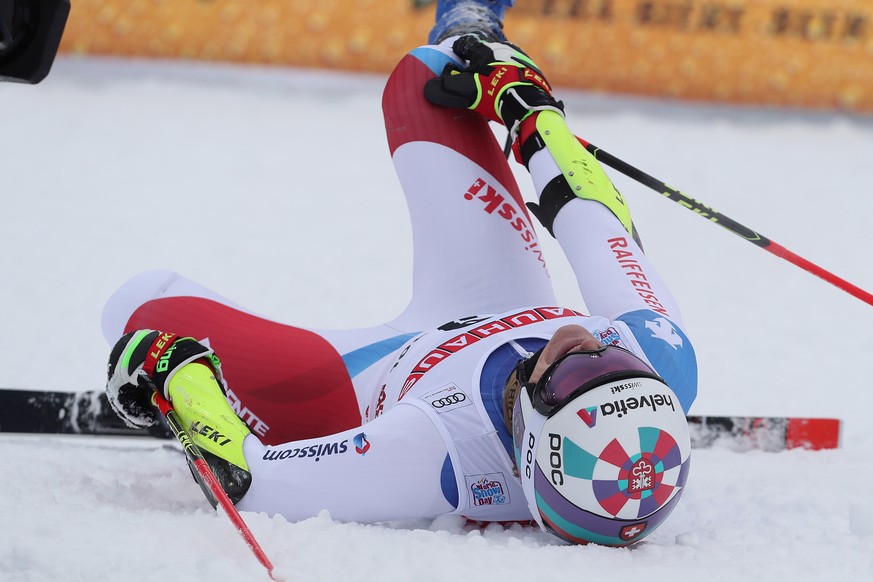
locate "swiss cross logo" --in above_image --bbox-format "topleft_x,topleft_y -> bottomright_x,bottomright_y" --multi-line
628,458 -> 655,493
620,522 -> 647,541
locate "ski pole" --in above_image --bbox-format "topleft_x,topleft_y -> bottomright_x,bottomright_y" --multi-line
150,389 -> 278,581
576,136 -> 873,308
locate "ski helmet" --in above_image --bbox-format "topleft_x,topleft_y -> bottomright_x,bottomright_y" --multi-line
510,345 -> 691,545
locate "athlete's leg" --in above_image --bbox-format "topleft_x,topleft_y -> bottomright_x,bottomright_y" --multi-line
99,4 -> 551,442
102,270 -> 413,444
383,13 -> 556,332
237,404 -> 457,523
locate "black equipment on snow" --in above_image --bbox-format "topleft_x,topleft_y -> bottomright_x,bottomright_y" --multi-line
0,0 -> 69,84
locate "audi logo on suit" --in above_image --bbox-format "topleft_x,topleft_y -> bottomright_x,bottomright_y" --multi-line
431,394 -> 467,408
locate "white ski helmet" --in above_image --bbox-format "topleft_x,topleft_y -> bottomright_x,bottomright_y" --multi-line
510,345 -> 691,545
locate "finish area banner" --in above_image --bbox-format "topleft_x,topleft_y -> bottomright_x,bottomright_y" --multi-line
59,0 -> 873,113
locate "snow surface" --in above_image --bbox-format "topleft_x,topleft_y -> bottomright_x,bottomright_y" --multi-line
2,55 -> 873,581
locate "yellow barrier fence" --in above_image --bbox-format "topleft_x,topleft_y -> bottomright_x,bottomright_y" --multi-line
59,0 -> 873,113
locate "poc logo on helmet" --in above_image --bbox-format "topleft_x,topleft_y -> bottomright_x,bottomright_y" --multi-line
523,432 -> 536,479
548,433 -> 564,486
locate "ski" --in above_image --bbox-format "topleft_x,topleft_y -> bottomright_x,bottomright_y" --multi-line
0,388 -> 841,450
0,388 -> 172,439
687,415 -> 840,451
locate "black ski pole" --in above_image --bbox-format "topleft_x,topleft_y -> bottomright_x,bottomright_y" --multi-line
576,136 -> 873,308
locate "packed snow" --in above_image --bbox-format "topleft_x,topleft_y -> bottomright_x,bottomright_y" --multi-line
1,53 -> 872,581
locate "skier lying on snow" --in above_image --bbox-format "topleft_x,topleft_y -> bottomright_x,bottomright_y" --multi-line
102,0 -> 698,546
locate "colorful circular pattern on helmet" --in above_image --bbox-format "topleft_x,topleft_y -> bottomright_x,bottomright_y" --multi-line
591,427 -> 683,517
532,425 -> 690,545
519,375 -> 692,546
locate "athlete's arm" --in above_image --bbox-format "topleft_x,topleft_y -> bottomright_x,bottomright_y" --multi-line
236,404 -> 457,523
524,124 -> 699,412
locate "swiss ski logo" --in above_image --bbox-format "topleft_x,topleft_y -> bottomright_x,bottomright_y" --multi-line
628,458 -> 655,493
645,317 -> 683,349
463,177 -> 546,270
577,406 -> 598,428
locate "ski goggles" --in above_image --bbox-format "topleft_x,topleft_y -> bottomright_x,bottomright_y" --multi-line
520,345 -> 662,418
